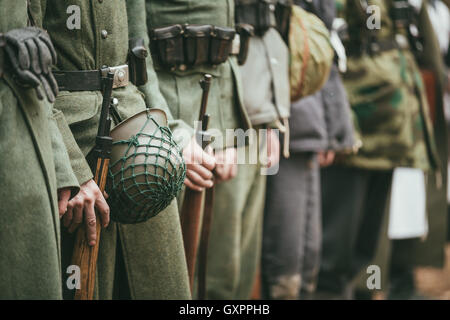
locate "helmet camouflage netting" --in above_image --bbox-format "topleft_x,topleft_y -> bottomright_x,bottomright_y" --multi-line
107,109 -> 186,224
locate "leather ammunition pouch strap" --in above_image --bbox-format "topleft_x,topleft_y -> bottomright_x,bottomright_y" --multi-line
235,0 -> 277,35
150,24 -> 252,70
54,65 -> 129,92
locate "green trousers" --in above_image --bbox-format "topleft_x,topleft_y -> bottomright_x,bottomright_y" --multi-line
205,161 -> 267,299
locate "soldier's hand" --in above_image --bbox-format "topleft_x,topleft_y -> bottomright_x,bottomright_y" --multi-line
318,150 -> 335,167
265,129 -> 280,168
63,179 -> 110,246
58,187 -> 72,218
214,148 -> 238,183
183,136 -> 216,192
3,27 -> 59,102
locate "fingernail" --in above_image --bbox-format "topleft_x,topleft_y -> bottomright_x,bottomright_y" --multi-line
89,241 -> 96,246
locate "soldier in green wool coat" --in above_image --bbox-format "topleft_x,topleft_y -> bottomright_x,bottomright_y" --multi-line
0,0 -> 79,299
31,0 -> 191,299
141,0 -> 294,300
141,0 -> 286,299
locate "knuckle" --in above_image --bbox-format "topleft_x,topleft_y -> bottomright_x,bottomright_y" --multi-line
87,217 -> 96,227
74,200 -> 83,209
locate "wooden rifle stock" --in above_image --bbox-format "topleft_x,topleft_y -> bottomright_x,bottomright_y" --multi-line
71,72 -> 115,300
180,74 -> 213,294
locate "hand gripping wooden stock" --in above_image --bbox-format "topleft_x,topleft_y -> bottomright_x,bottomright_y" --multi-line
71,72 -> 115,300
180,74 -> 215,299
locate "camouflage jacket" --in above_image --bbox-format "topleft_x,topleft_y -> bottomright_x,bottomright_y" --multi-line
337,0 -> 439,171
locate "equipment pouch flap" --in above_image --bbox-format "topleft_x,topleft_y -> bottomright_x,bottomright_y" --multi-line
184,25 -> 212,38
150,24 -> 184,40
54,91 -> 100,126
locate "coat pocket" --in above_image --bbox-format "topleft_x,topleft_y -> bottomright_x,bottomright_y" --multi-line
54,91 -> 100,126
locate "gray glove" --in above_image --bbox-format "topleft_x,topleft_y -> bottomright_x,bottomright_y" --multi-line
4,27 -> 59,103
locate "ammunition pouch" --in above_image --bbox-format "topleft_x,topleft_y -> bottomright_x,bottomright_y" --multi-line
210,26 -> 236,65
235,0 -> 277,36
150,24 -> 185,70
184,25 -> 212,66
128,38 -> 149,86
235,24 -> 255,65
150,24 -> 236,71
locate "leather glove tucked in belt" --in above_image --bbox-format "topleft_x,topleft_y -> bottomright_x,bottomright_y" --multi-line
2,27 -> 58,103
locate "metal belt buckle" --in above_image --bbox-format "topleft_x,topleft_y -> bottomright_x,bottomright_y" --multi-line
102,64 -> 129,89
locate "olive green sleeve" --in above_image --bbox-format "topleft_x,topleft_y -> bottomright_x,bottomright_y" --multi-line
126,0 -> 194,148
52,109 -> 94,186
34,0 -> 93,186
49,110 -> 80,198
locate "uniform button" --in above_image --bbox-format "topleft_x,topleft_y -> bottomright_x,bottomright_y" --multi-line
101,30 -> 108,39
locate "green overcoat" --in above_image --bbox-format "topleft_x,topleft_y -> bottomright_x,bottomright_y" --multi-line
33,0 -> 191,299
0,0 -> 79,299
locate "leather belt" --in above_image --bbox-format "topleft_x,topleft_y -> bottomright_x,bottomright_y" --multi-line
54,64 -> 129,91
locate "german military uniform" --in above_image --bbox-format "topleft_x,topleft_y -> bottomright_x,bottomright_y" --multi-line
316,0 -> 439,299
209,0 -> 291,300
262,0 -> 356,300
33,0 -> 191,299
0,0 -> 79,299
144,0 -> 283,300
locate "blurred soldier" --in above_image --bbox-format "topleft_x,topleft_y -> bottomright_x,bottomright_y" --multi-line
316,0 -> 440,299
232,0 -> 291,299
0,0 -> 79,299
33,0 -> 191,299
385,0 -> 448,300
262,0 -> 355,300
